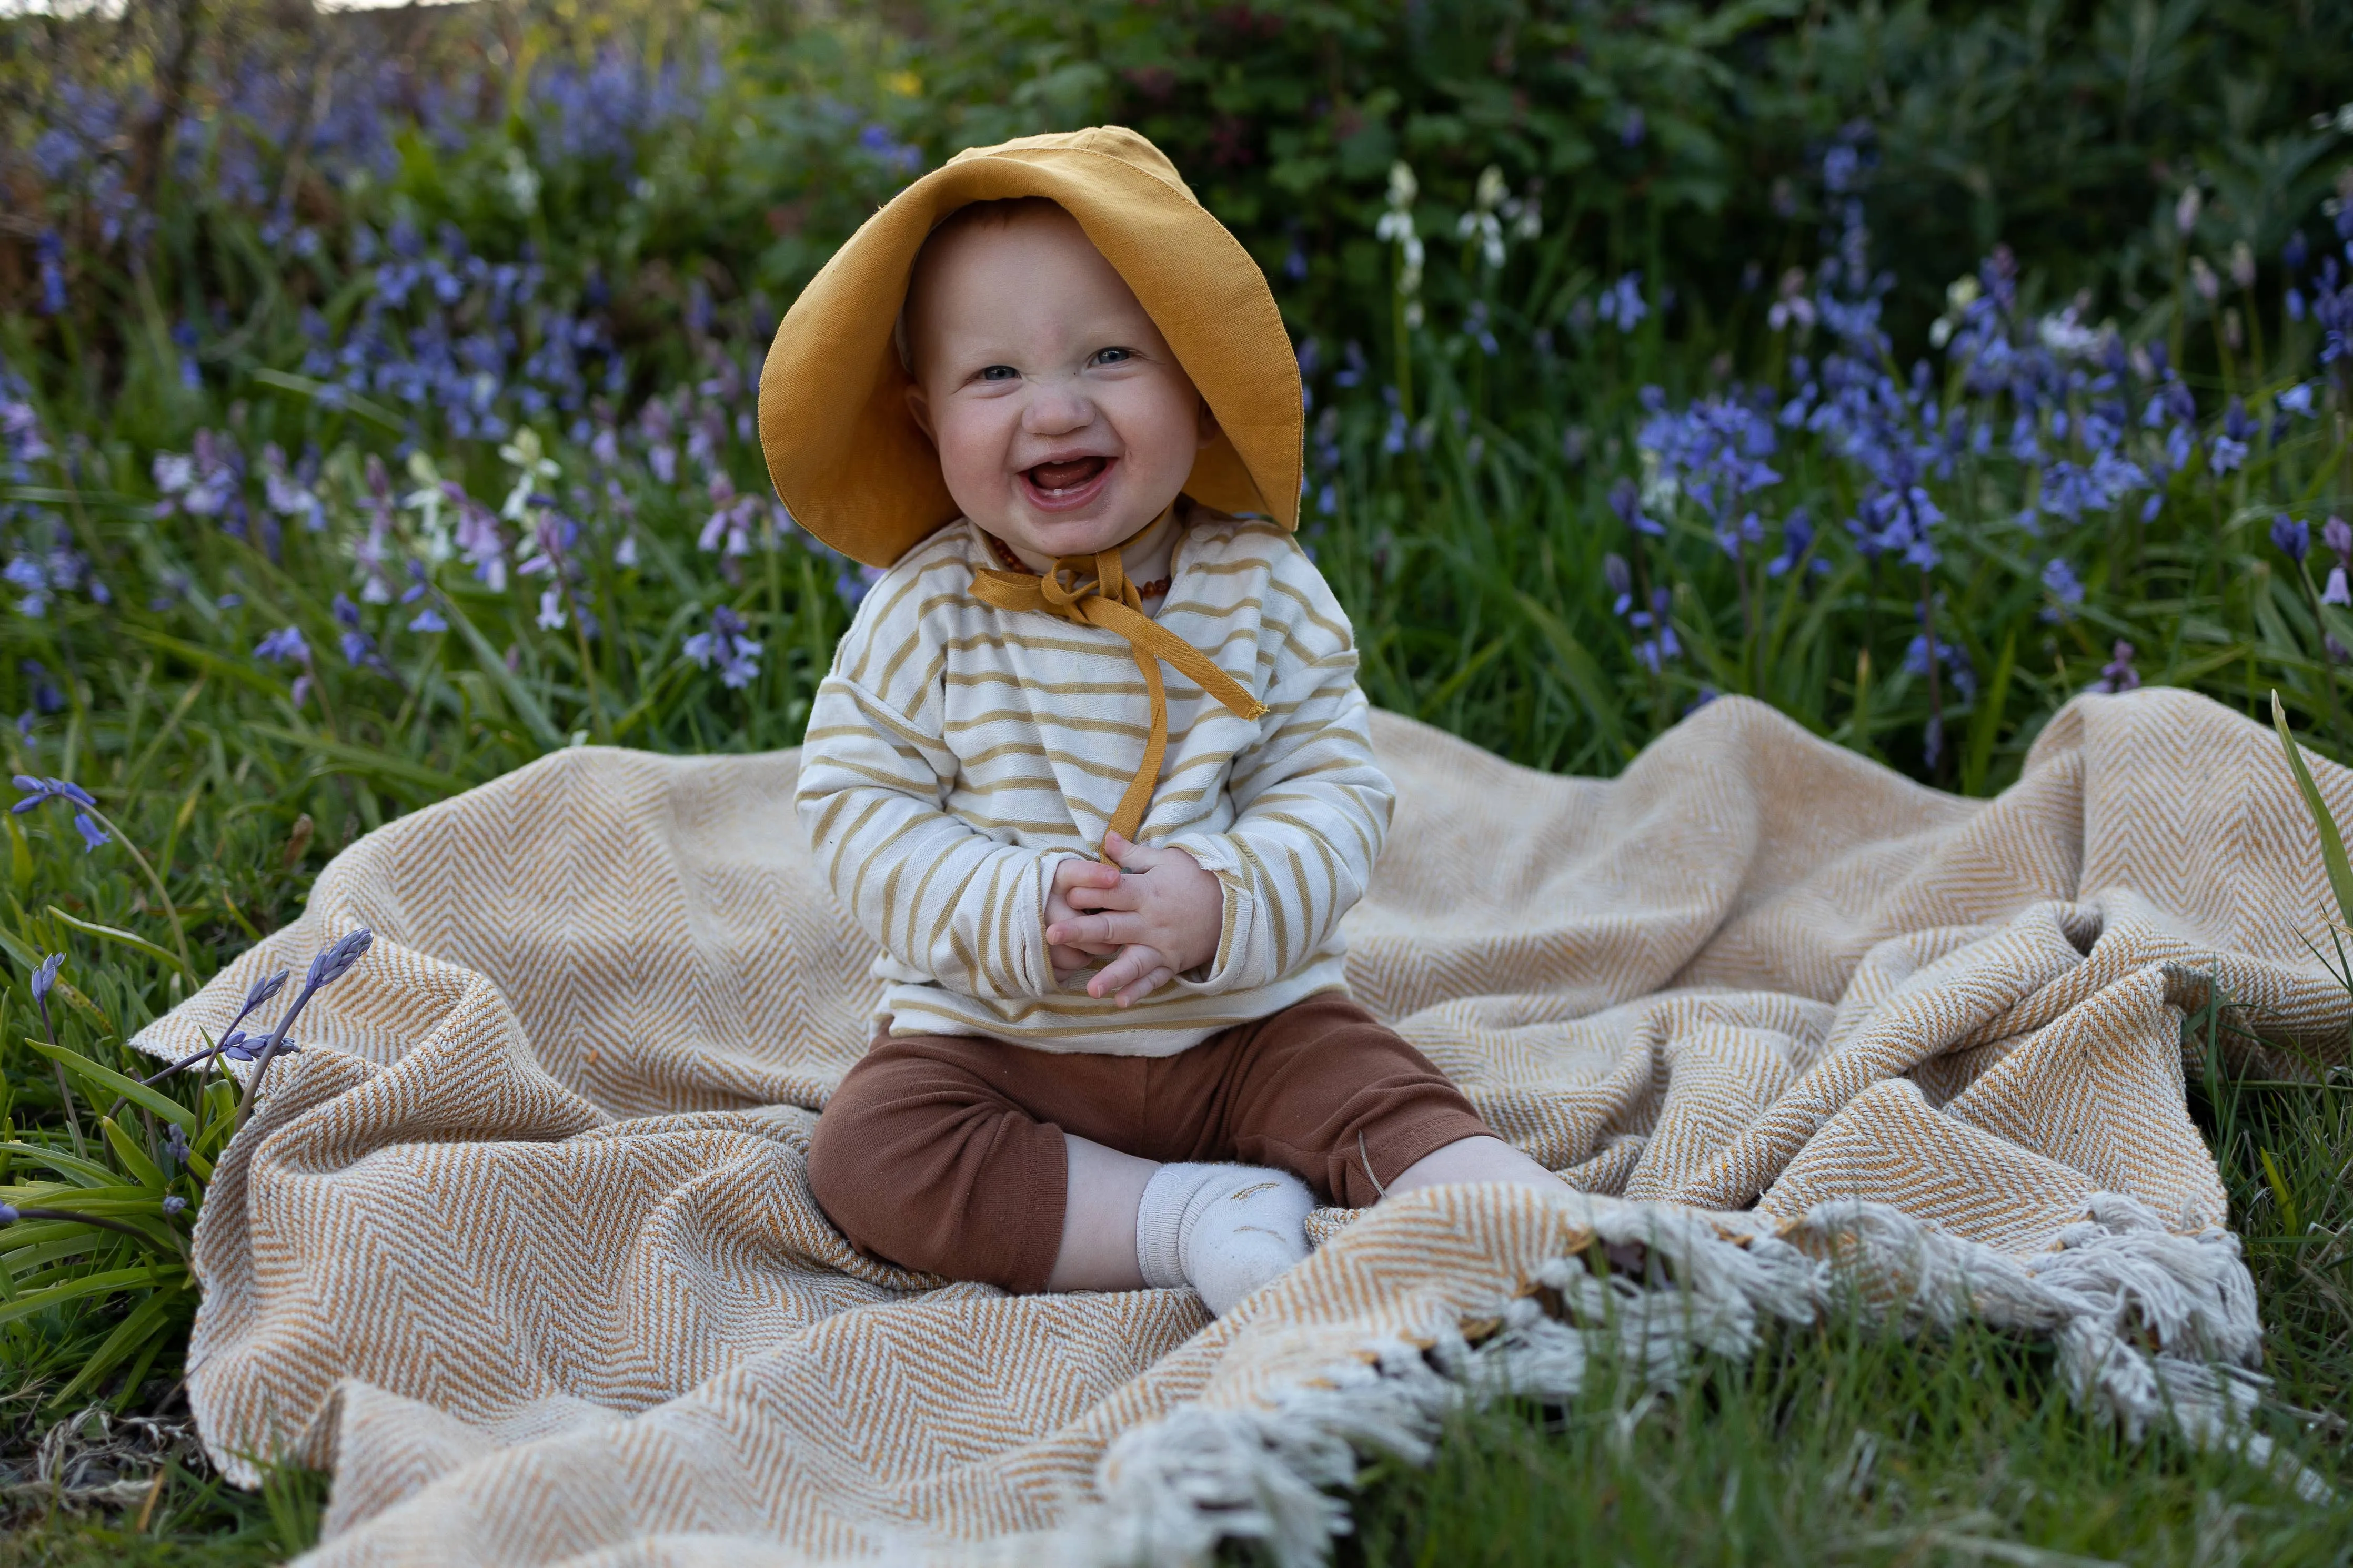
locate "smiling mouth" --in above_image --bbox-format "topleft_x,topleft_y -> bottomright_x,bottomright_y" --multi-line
1023,455 -> 1114,506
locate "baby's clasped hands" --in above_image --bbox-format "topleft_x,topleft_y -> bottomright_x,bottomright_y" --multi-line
1045,831 -> 1222,1006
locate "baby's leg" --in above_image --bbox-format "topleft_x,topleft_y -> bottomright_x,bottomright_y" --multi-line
1385,1134 -> 1572,1196
1051,1135 -> 1154,1291
808,1033 -> 1132,1293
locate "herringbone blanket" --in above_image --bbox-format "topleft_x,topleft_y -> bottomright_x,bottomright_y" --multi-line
138,688 -> 2347,1565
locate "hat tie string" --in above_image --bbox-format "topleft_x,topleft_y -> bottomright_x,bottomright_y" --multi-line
970,541 -> 1267,857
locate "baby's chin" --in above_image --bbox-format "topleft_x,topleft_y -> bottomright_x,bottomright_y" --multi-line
987,498 -> 1169,562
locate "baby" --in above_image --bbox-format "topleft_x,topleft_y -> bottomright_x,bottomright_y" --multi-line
762,127 -> 1564,1314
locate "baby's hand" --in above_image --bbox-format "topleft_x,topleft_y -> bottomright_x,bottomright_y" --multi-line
1045,856 -> 1123,977
1046,831 -> 1224,1007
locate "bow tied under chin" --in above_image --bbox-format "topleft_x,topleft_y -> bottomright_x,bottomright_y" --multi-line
970,543 -> 1269,856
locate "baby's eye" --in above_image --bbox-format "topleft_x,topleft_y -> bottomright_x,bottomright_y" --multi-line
977,365 -> 1019,382
1090,347 -> 1136,366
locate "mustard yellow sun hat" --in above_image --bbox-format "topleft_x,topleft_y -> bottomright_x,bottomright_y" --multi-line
757,126 -> 1303,569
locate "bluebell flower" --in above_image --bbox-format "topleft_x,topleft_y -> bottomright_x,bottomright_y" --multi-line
13,775 -> 97,814
2040,558 -> 2084,622
36,232 -> 66,316
256,626 -> 309,664
1607,477 -> 1661,538
409,607 -> 448,634
1596,272 -> 1646,332
73,812 -> 108,851
1765,510 -> 1824,576
2326,566 -> 2351,608
682,605 -> 763,690
31,952 -> 62,1007
2096,641 -> 2140,694
162,1195 -> 187,1216
2272,514 -> 2310,562
2279,382 -> 2317,417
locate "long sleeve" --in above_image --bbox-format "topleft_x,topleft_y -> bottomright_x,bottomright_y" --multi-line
796,662 -> 1079,1003
1163,573 -> 1393,996
798,512 -> 1392,1056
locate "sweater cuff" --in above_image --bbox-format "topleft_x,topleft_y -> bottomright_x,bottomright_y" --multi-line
1161,832 -> 1260,994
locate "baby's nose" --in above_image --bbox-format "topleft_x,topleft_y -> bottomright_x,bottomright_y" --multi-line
1020,377 -> 1095,435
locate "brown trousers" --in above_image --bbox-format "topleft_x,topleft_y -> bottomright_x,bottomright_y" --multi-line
807,992 -> 1491,1293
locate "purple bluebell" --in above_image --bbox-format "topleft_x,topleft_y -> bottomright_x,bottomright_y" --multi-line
73,812 -> 107,852
1608,477 -> 1662,538
1596,272 -> 1646,332
2041,558 -> 2084,623
256,626 -> 309,664
36,232 -> 66,316
31,952 -> 62,1006
162,1195 -> 187,1216
1765,510 -> 1823,577
2280,382 -> 2317,418
2271,514 -> 2310,562
2096,641 -> 2140,694
13,775 -> 96,814
1602,553 -> 1633,607
683,605 -> 763,690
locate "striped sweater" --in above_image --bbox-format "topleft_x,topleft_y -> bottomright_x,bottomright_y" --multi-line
795,506 -> 1393,1056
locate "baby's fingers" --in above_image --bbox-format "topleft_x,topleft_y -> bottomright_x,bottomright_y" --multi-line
1048,912 -> 1144,950
1112,965 -> 1174,1008
1087,943 -> 1163,1001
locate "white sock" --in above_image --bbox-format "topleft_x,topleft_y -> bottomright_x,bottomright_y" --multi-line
1134,1162 -> 1314,1316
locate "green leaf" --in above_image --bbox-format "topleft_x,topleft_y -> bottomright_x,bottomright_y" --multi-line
0,1141 -> 124,1188
2269,691 -> 2353,932
1959,629 -> 2016,798
1514,592 -> 1632,761
434,594 -> 567,750
247,367 -> 407,432
0,1263 -> 187,1329
47,1284 -> 189,1410
2259,1146 -> 2301,1236
244,724 -> 465,796
24,1043 -> 197,1132
44,905 -> 197,982
99,1116 -> 166,1191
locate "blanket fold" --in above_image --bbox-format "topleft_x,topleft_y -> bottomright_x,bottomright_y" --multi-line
135,687 -> 2348,1564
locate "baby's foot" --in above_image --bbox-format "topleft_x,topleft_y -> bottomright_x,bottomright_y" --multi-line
1135,1162 -> 1314,1315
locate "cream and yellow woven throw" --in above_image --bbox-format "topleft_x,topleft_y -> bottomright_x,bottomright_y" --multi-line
136,687 -> 2347,1564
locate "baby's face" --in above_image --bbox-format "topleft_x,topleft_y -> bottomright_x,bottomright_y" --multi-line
903,205 -> 1214,563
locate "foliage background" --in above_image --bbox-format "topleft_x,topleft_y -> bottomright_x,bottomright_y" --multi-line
0,0 -> 2350,1559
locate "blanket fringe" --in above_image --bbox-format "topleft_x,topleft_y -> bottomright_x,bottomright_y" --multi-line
1072,1195 -> 2321,1568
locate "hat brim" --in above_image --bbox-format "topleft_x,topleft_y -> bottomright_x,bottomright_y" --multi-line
758,131 -> 1302,569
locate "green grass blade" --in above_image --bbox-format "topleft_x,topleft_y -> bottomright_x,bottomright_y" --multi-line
0,1263 -> 188,1329
44,904 -> 197,981
435,594 -> 568,750
1514,592 -> 1632,761
245,723 -> 466,796
99,1115 -> 166,1191
45,1284 -> 187,1411
27,1041 -> 198,1131
2269,690 -> 2353,930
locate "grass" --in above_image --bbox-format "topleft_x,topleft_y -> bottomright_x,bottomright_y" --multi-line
3,0 -> 2352,1560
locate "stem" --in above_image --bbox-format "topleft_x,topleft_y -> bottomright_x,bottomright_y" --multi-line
8,1208 -> 172,1248
83,806 -> 194,977
564,578 -> 612,744
1920,566 -> 1945,785
37,1002 -> 85,1160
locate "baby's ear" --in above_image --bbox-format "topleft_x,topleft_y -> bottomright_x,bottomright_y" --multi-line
1195,394 -> 1222,450
903,381 -> 936,445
